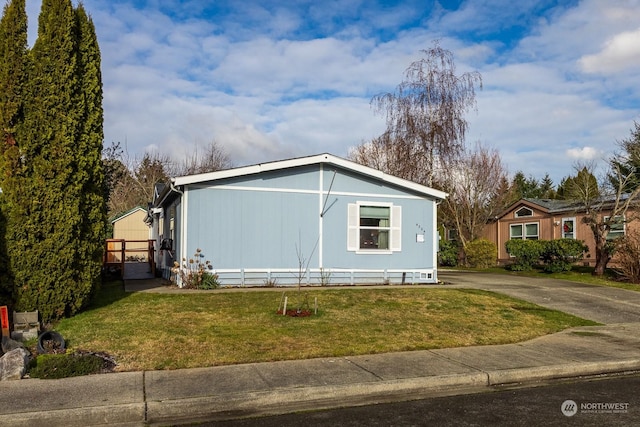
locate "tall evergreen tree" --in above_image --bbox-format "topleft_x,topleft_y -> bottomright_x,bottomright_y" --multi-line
74,4 -> 107,305
609,121 -> 640,191
1,0 -> 106,321
511,171 -> 541,199
0,0 -> 28,304
557,167 -> 599,201
13,0 -> 80,320
539,174 -> 557,199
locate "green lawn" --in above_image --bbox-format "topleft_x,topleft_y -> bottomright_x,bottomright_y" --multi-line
52,281 -> 598,372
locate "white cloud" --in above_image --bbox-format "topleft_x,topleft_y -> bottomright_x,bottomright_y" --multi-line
566,146 -> 603,160
579,28 -> 640,74
21,0 -> 640,185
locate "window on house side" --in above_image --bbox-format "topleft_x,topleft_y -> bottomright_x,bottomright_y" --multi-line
359,206 -> 390,250
510,222 -> 539,240
605,215 -> 625,240
347,203 -> 401,252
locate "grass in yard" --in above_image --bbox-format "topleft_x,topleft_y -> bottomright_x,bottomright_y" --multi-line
53,282 -> 598,372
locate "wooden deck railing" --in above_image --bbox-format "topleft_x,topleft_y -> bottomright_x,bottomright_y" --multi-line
104,239 -> 155,278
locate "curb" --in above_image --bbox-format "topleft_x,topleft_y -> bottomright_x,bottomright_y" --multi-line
145,361 -> 640,425
486,360 -> 640,386
0,404 -> 145,427
2,361 -> 640,426
146,372 -> 489,425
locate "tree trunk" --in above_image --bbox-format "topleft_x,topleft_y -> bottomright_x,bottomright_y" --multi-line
592,240 -> 611,276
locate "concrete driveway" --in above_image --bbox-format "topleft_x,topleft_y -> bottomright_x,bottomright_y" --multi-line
439,270 -> 640,324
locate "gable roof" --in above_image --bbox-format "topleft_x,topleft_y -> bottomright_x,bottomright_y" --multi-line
499,197 -> 614,220
110,206 -> 147,224
170,153 -> 448,200
521,198 -> 582,213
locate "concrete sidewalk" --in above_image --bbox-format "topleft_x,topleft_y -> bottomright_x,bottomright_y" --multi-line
1,322 -> 640,426
2,273 -> 640,426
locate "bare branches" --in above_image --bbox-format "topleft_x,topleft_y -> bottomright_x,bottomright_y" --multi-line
569,124 -> 640,276
370,41 -> 482,186
172,141 -> 232,176
103,140 -> 232,215
440,143 -> 509,250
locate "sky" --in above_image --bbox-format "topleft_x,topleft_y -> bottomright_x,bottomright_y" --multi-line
23,0 -> 640,184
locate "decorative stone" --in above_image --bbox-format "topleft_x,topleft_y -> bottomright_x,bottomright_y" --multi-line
0,347 -> 30,381
1,336 -> 25,354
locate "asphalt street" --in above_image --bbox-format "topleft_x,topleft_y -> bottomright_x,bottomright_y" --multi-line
209,374 -> 640,427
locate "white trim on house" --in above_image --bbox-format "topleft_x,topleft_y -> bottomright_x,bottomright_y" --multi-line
173,153 -> 447,201
318,163 -> 324,269
192,184 -> 427,201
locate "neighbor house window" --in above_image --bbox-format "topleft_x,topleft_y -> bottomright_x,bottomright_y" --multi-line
562,218 -> 576,239
605,215 -> 625,240
515,207 -> 533,218
347,203 -> 402,252
510,223 -> 539,240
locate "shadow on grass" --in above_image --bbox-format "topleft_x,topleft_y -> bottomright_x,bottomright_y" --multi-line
89,276 -> 131,311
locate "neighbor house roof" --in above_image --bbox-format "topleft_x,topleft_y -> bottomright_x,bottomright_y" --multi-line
109,206 -> 148,224
168,153 -> 448,201
499,195 -> 636,220
521,198 -> 582,213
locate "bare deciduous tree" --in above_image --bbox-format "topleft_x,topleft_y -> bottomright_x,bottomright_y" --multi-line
439,143 -> 509,261
104,141 -> 232,216
348,134 -> 428,184
172,141 -> 232,176
576,161 -> 640,276
370,41 -> 482,186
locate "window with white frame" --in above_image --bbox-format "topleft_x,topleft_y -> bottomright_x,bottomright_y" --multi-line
515,207 -> 533,218
562,217 -> 576,239
348,203 -> 401,252
510,222 -> 539,240
605,215 -> 625,240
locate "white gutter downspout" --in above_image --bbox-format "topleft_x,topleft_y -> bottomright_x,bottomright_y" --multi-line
169,179 -> 187,286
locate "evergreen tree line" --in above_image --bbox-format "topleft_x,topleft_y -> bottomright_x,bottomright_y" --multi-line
0,0 -> 106,322
509,167 -> 600,201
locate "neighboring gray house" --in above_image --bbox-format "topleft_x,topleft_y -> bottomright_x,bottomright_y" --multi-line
148,153 -> 447,286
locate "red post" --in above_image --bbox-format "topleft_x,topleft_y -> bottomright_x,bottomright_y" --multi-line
0,306 -> 9,337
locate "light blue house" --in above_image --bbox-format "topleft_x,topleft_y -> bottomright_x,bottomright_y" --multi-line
149,154 -> 447,286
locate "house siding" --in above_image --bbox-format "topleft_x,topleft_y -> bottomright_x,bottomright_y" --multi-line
112,208 -> 149,241
168,161 -> 441,285
488,199 -> 640,266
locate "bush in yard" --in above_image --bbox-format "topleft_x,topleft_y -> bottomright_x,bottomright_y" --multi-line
541,239 -> 588,273
505,239 -> 544,271
438,239 -> 459,267
612,230 -> 640,283
28,353 -> 104,379
464,239 -> 496,269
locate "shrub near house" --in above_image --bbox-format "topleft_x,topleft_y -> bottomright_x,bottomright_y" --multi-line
505,239 -> 587,272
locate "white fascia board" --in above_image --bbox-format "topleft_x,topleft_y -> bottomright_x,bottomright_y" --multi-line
172,153 -> 448,201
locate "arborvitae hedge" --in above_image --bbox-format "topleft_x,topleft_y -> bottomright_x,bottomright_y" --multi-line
0,0 -> 28,304
0,0 -> 106,321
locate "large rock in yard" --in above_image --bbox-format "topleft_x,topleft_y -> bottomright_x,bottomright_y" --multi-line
2,335 -> 25,354
0,347 -> 30,380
